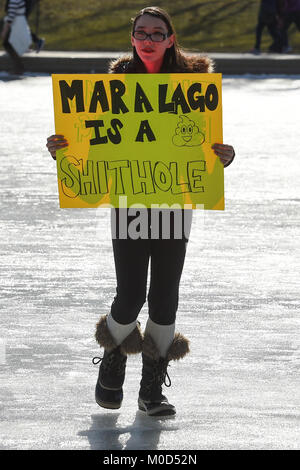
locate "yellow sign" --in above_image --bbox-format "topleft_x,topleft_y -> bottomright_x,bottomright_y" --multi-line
52,73 -> 224,210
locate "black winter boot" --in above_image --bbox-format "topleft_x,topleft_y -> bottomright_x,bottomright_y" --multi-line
93,315 -> 143,409
138,332 -> 190,416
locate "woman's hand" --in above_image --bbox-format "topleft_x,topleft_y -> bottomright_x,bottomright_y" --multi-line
212,143 -> 235,167
46,135 -> 68,160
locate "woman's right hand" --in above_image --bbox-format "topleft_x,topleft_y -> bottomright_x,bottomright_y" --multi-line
46,135 -> 68,160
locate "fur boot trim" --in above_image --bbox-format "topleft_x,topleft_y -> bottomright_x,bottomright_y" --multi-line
143,332 -> 190,362
119,322 -> 143,355
95,315 -> 143,355
166,333 -> 190,361
95,315 -> 117,352
142,333 -> 161,361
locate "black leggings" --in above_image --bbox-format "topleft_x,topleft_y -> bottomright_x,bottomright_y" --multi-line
110,209 -> 192,326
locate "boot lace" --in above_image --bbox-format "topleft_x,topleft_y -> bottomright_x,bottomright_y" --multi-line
92,350 -> 126,376
144,360 -> 172,396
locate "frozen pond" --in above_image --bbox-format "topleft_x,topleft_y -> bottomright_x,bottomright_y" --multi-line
0,73 -> 299,450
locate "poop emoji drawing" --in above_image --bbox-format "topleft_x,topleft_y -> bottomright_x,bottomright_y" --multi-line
172,115 -> 205,147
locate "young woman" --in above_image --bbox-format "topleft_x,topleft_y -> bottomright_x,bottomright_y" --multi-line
46,6 -> 235,417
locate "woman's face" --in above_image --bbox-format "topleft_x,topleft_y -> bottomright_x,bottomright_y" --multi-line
131,14 -> 174,65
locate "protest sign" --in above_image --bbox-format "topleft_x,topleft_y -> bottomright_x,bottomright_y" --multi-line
52,73 -> 223,209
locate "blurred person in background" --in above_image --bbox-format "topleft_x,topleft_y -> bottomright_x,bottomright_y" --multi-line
1,0 -> 44,75
280,0 -> 300,52
251,0 -> 285,54
1,0 -> 28,74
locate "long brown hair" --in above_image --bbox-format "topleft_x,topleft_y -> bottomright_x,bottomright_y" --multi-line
131,6 -> 186,73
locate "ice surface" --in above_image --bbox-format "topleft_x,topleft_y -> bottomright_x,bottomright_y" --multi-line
0,72 -> 299,450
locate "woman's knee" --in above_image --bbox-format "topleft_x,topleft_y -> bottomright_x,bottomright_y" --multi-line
148,295 -> 178,325
111,292 -> 146,324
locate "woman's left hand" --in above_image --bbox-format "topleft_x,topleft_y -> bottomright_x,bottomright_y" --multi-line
212,143 -> 235,167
